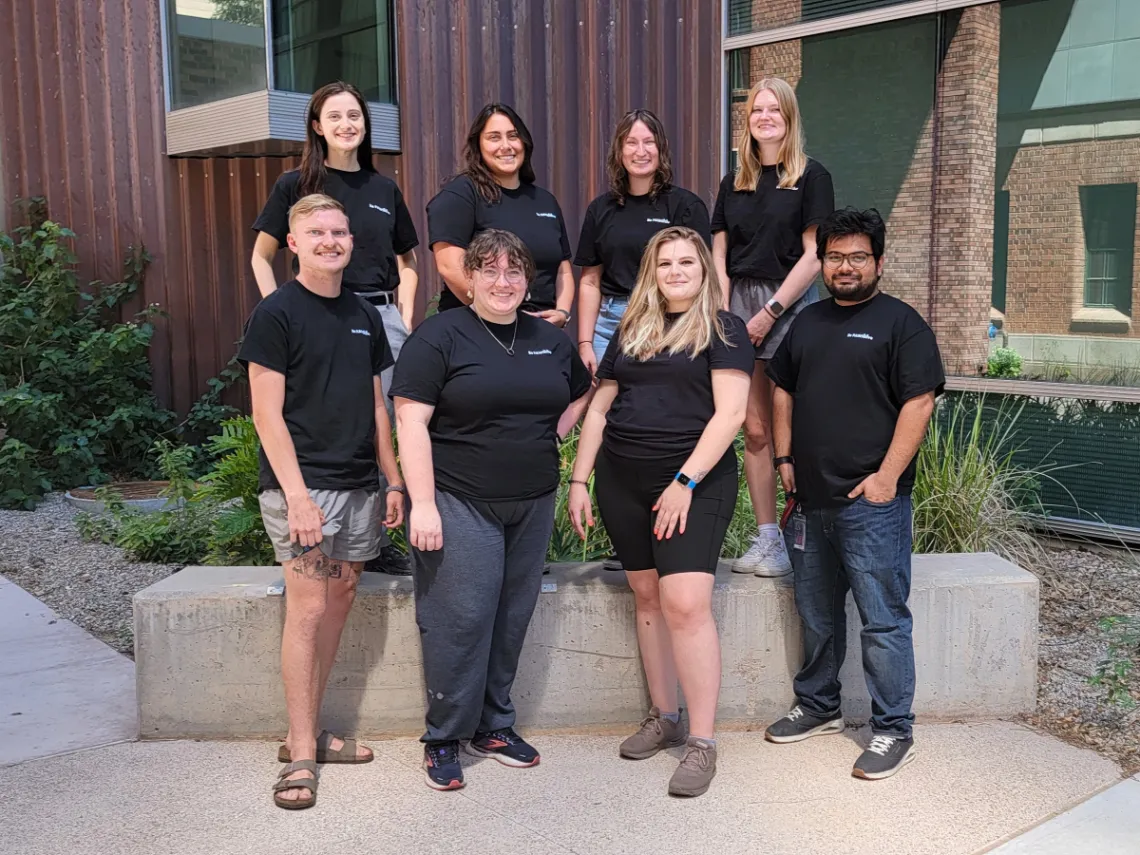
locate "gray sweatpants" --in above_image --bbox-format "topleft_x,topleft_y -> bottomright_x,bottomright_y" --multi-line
412,488 -> 555,744
371,301 -> 408,549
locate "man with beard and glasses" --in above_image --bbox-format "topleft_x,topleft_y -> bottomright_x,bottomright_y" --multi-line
761,207 -> 944,781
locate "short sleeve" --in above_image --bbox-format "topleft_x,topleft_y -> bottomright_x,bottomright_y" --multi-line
392,187 -> 420,255
680,196 -> 713,247
802,160 -> 835,230
573,201 -> 601,267
237,302 -> 290,375
372,320 -> 395,376
251,171 -> 299,244
568,346 -> 593,399
596,329 -> 623,381
765,323 -> 798,393
427,179 -> 477,250
710,173 -> 733,233
890,312 -> 945,403
709,314 -> 757,375
389,327 -> 449,405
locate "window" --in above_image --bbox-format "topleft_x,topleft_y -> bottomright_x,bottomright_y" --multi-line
166,0 -> 268,110
725,0 -> 919,36
271,0 -> 396,104
1081,184 -> 1137,313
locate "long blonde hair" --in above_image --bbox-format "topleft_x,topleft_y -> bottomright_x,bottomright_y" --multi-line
735,77 -> 807,192
618,227 -> 730,361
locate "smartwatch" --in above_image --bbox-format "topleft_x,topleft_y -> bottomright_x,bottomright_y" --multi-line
765,298 -> 785,319
673,472 -> 698,490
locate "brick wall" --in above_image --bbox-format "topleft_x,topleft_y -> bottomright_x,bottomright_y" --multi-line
929,3 -> 1000,375
1003,139 -> 1140,339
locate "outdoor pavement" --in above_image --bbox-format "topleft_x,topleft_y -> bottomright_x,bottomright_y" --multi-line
1,576 -> 1137,855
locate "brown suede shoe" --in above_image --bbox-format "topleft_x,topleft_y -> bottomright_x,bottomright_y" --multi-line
668,736 -> 717,797
619,707 -> 687,760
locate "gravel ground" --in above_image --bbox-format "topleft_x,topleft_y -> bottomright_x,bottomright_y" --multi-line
1,496 -> 1137,772
0,495 -> 178,655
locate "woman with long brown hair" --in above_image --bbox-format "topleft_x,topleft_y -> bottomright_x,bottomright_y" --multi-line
251,80 -> 419,578
568,227 -> 753,798
711,77 -> 834,578
426,103 -> 574,326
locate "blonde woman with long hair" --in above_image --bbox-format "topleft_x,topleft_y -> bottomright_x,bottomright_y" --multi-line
568,227 -> 753,798
711,76 -> 834,578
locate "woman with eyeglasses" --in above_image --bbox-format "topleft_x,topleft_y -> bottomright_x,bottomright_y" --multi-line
711,77 -> 834,579
427,103 -> 575,327
390,229 -> 592,793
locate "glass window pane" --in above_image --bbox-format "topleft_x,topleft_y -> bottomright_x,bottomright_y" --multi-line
726,0 -> 917,37
167,0 -> 267,110
272,0 -> 395,103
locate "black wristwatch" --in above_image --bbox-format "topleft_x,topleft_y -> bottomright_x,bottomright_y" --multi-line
773,456 -> 794,471
765,298 -> 785,319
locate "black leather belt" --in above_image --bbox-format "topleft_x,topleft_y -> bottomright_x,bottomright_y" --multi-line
357,290 -> 396,306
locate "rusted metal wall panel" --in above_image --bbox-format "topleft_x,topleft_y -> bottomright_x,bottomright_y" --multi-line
2,0 -> 722,413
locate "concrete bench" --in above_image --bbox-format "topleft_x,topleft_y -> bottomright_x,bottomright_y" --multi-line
133,553 -> 1038,740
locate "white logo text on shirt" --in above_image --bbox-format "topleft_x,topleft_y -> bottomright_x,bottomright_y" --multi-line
369,204 -> 391,214
847,333 -> 874,341
536,212 -> 557,219
351,329 -> 371,337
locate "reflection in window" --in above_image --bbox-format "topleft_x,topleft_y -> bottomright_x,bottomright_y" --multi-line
1081,184 -> 1136,313
725,0 -> 916,36
271,0 -> 395,104
167,0 -> 267,110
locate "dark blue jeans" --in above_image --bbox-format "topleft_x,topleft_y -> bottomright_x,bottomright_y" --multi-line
786,495 -> 915,737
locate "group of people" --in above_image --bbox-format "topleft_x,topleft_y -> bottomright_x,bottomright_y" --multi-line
237,76 -> 945,811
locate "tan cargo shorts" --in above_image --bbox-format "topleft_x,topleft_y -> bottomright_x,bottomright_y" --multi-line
259,488 -> 383,564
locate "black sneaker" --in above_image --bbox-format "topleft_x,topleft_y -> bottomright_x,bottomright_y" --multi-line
423,741 -> 464,790
464,727 -> 540,768
764,705 -> 845,744
364,544 -> 412,576
602,555 -> 623,571
852,734 -> 916,780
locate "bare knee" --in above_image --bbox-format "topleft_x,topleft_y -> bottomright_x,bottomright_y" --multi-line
285,595 -> 327,638
626,573 -> 663,613
743,415 -> 771,454
660,594 -> 712,634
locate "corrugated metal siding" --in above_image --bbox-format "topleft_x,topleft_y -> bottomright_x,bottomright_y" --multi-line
1,0 -> 722,413
395,0 -> 724,318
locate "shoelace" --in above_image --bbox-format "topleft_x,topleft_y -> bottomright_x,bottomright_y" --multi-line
679,743 -> 712,772
484,728 -> 521,745
785,706 -> 805,722
429,743 -> 458,765
867,735 -> 897,756
635,715 -> 665,738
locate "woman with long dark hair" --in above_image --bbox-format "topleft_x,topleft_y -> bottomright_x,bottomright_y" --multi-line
251,80 -> 419,577
711,77 -> 834,578
568,227 -> 753,798
426,103 -> 574,326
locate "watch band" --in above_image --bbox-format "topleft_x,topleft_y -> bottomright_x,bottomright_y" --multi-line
765,298 -> 785,318
674,472 -> 698,490
772,456 -> 794,471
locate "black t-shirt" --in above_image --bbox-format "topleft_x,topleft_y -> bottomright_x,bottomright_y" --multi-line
573,187 -> 712,297
765,293 -> 945,509
389,308 -> 592,502
238,280 -> 394,492
710,158 -> 834,281
597,311 -> 755,462
252,167 -> 419,292
426,175 -> 572,312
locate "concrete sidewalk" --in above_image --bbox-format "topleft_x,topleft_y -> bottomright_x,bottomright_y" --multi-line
0,723 -> 1125,855
0,576 -> 136,766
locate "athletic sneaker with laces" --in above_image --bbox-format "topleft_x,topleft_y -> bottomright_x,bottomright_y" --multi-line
464,727 -> 540,767
764,704 -> 845,743
423,741 -> 464,790
852,734 -> 915,780
732,534 -> 792,577
668,736 -> 717,797
619,706 -> 687,759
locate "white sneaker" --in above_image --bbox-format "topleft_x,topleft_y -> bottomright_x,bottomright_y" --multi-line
732,534 -> 792,577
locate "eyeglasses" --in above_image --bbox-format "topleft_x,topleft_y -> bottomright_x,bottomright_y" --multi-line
822,251 -> 873,269
477,266 -> 525,285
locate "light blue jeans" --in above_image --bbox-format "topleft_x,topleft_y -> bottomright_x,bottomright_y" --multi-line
592,296 -> 629,363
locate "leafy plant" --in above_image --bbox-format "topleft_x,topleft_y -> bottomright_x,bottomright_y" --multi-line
197,417 -> 274,565
547,427 -> 613,563
987,347 -> 1023,379
0,438 -> 52,509
1090,615 -> 1140,708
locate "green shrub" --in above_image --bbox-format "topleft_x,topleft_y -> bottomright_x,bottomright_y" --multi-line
1090,615 -> 1140,708
197,417 -> 274,566
986,347 -> 1023,379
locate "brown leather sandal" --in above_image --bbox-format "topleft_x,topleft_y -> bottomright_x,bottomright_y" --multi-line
277,730 -> 374,764
273,760 -> 318,810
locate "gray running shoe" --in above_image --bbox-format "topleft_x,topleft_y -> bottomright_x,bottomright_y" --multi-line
732,534 -> 792,577
667,737 -> 717,797
852,735 -> 916,780
764,705 -> 845,744
619,707 -> 687,760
